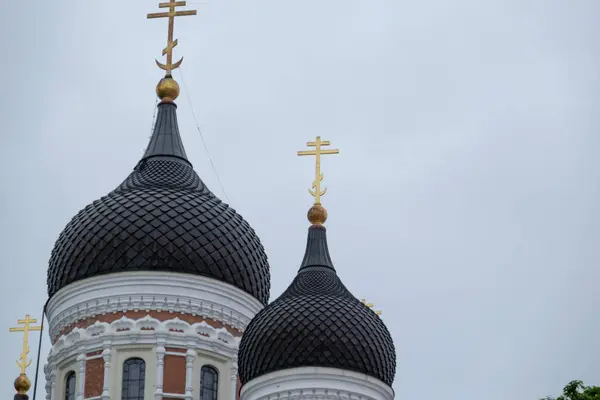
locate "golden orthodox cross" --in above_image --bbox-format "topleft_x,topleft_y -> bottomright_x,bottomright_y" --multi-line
362,299 -> 383,316
297,136 -> 339,204
9,314 -> 42,375
147,0 -> 197,75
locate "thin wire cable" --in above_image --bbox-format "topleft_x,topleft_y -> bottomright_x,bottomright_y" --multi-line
31,298 -> 50,400
178,66 -> 231,204
150,96 -> 159,137
145,96 -> 160,155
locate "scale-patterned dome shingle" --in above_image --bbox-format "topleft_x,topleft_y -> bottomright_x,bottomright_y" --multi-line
47,102 -> 271,304
238,225 -> 396,386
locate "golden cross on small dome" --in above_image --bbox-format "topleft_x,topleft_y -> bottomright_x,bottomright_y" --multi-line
9,314 -> 42,376
362,299 -> 383,316
297,136 -> 339,225
147,0 -> 197,75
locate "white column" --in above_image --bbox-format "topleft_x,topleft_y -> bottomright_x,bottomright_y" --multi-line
230,357 -> 238,400
49,367 -> 57,400
44,364 -> 51,400
155,339 -> 166,400
77,353 -> 86,400
101,345 -> 111,400
185,349 -> 196,400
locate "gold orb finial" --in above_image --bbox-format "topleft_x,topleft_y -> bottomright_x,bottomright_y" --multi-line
308,203 -> 327,225
156,75 -> 180,102
14,374 -> 31,395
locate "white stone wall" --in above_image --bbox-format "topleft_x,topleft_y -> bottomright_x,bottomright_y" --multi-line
44,271 -> 259,400
111,346 -> 156,400
45,271 -> 264,341
46,323 -> 239,400
54,359 -> 78,400
192,351 -> 235,400
240,367 -> 395,400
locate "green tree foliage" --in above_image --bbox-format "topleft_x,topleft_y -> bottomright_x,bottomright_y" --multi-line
542,380 -> 600,400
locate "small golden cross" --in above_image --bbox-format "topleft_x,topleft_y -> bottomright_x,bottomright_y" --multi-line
147,0 -> 197,75
361,299 -> 383,316
9,315 -> 42,375
297,136 -> 339,204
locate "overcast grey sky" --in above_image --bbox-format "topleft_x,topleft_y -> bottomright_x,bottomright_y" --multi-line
1,1 -> 599,399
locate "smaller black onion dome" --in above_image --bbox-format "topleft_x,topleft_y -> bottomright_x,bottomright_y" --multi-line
238,224 -> 396,386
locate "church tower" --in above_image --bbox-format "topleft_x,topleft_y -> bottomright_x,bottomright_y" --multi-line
43,3 -> 270,400
237,138 -> 396,400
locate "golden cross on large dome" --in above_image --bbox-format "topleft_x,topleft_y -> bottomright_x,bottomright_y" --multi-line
147,0 -> 197,103
297,136 -> 339,225
147,0 -> 197,75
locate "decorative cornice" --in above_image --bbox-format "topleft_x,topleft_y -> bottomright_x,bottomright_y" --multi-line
48,315 -> 240,367
46,272 -> 264,340
240,367 -> 394,400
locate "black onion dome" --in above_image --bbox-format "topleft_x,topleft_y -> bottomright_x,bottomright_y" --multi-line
238,225 -> 396,386
47,102 -> 270,304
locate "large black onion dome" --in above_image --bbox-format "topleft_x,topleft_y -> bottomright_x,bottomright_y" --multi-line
238,224 -> 396,386
47,102 -> 271,304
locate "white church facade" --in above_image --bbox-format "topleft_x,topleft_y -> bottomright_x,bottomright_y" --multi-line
27,2 -> 397,400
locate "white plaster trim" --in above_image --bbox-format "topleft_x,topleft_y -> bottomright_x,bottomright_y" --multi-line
185,349 -> 195,400
165,351 -> 187,357
158,393 -> 186,399
230,357 -> 238,400
155,338 -> 166,400
86,354 -> 103,361
77,354 -> 86,400
85,396 -> 102,400
47,316 -> 240,369
46,271 -> 265,339
101,345 -> 111,400
50,375 -> 56,400
240,367 -> 394,400
44,363 -> 54,400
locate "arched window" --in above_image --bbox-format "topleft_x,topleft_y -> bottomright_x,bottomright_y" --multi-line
64,371 -> 76,400
200,366 -> 218,400
122,358 -> 146,400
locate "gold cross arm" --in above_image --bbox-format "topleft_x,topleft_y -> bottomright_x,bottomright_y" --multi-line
9,315 -> 42,332
9,326 -> 42,332
297,149 -> 339,156
308,139 -> 330,146
147,10 -> 197,19
160,1 -> 185,7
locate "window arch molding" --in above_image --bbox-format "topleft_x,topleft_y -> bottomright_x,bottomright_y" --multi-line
64,371 -> 76,400
122,357 -> 146,400
200,365 -> 219,400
